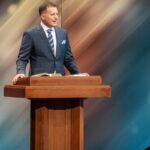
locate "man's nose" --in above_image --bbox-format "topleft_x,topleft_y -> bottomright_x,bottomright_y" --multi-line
55,14 -> 58,19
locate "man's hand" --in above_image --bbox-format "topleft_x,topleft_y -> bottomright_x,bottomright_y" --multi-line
12,74 -> 25,85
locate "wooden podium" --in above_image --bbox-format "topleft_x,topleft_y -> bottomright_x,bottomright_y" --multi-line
4,76 -> 111,150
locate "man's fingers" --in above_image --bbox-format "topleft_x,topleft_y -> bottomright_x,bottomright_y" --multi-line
12,74 -> 25,84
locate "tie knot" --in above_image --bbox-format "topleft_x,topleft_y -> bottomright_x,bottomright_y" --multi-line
47,28 -> 52,35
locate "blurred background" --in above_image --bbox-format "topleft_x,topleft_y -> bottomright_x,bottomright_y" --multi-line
0,0 -> 150,149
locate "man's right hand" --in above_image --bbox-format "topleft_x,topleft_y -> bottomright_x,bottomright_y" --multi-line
12,74 -> 25,85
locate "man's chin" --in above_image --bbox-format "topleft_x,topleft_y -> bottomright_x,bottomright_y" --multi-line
49,24 -> 57,27
53,23 -> 57,26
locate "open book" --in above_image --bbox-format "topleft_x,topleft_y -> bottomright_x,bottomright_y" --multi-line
31,73 -> 89,77
31,73 -> 62,77
67,73 -> 90,77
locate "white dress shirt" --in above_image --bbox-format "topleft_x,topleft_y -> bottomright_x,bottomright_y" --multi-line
40,22 -> 57,56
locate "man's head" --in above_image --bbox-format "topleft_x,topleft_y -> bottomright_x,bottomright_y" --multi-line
39,2 -> 58,27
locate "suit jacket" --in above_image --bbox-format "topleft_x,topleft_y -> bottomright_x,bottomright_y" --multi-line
16,24 -> 80,76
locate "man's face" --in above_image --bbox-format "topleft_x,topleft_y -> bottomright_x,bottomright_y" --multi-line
41,6 -> 58,27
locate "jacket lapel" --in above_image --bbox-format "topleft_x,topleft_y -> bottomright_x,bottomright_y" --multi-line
55,27 -> 62,59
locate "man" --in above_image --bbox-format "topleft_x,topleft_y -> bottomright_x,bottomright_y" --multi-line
12,2 -> 80,84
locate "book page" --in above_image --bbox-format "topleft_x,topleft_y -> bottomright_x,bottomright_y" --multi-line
31,73 -> 62,77
67,73 -> 90,77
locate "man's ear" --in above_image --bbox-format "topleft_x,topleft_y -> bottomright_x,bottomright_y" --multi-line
40,13 -> 45,21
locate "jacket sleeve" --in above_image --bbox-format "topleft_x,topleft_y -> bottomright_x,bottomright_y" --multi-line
64,32 -> 80,74
16,32 -> 33,74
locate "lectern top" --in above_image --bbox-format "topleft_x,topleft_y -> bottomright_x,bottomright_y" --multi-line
4,76 -> 111,98
15,76 -> 102,86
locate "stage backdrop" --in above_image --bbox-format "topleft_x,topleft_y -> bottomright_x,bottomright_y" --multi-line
0,0 -> 150,150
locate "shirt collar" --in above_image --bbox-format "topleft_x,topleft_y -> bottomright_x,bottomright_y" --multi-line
40,21 -> 55,32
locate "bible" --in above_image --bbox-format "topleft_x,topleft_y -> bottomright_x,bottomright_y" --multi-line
31,73 -> 62,77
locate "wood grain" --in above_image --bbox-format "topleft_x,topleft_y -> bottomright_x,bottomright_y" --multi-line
31,99 -> 84,150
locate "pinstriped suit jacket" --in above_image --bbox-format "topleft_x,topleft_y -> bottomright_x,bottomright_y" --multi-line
16,24 -> 80,76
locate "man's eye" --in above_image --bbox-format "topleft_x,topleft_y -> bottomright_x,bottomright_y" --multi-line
51,13 -> 58,16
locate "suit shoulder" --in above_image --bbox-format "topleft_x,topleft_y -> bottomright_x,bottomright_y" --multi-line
55,26 -> 67,34
25,24 -> 40,34
22,25 -> 42,40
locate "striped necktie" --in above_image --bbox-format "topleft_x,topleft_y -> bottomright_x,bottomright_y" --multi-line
47,29 -> 55,55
